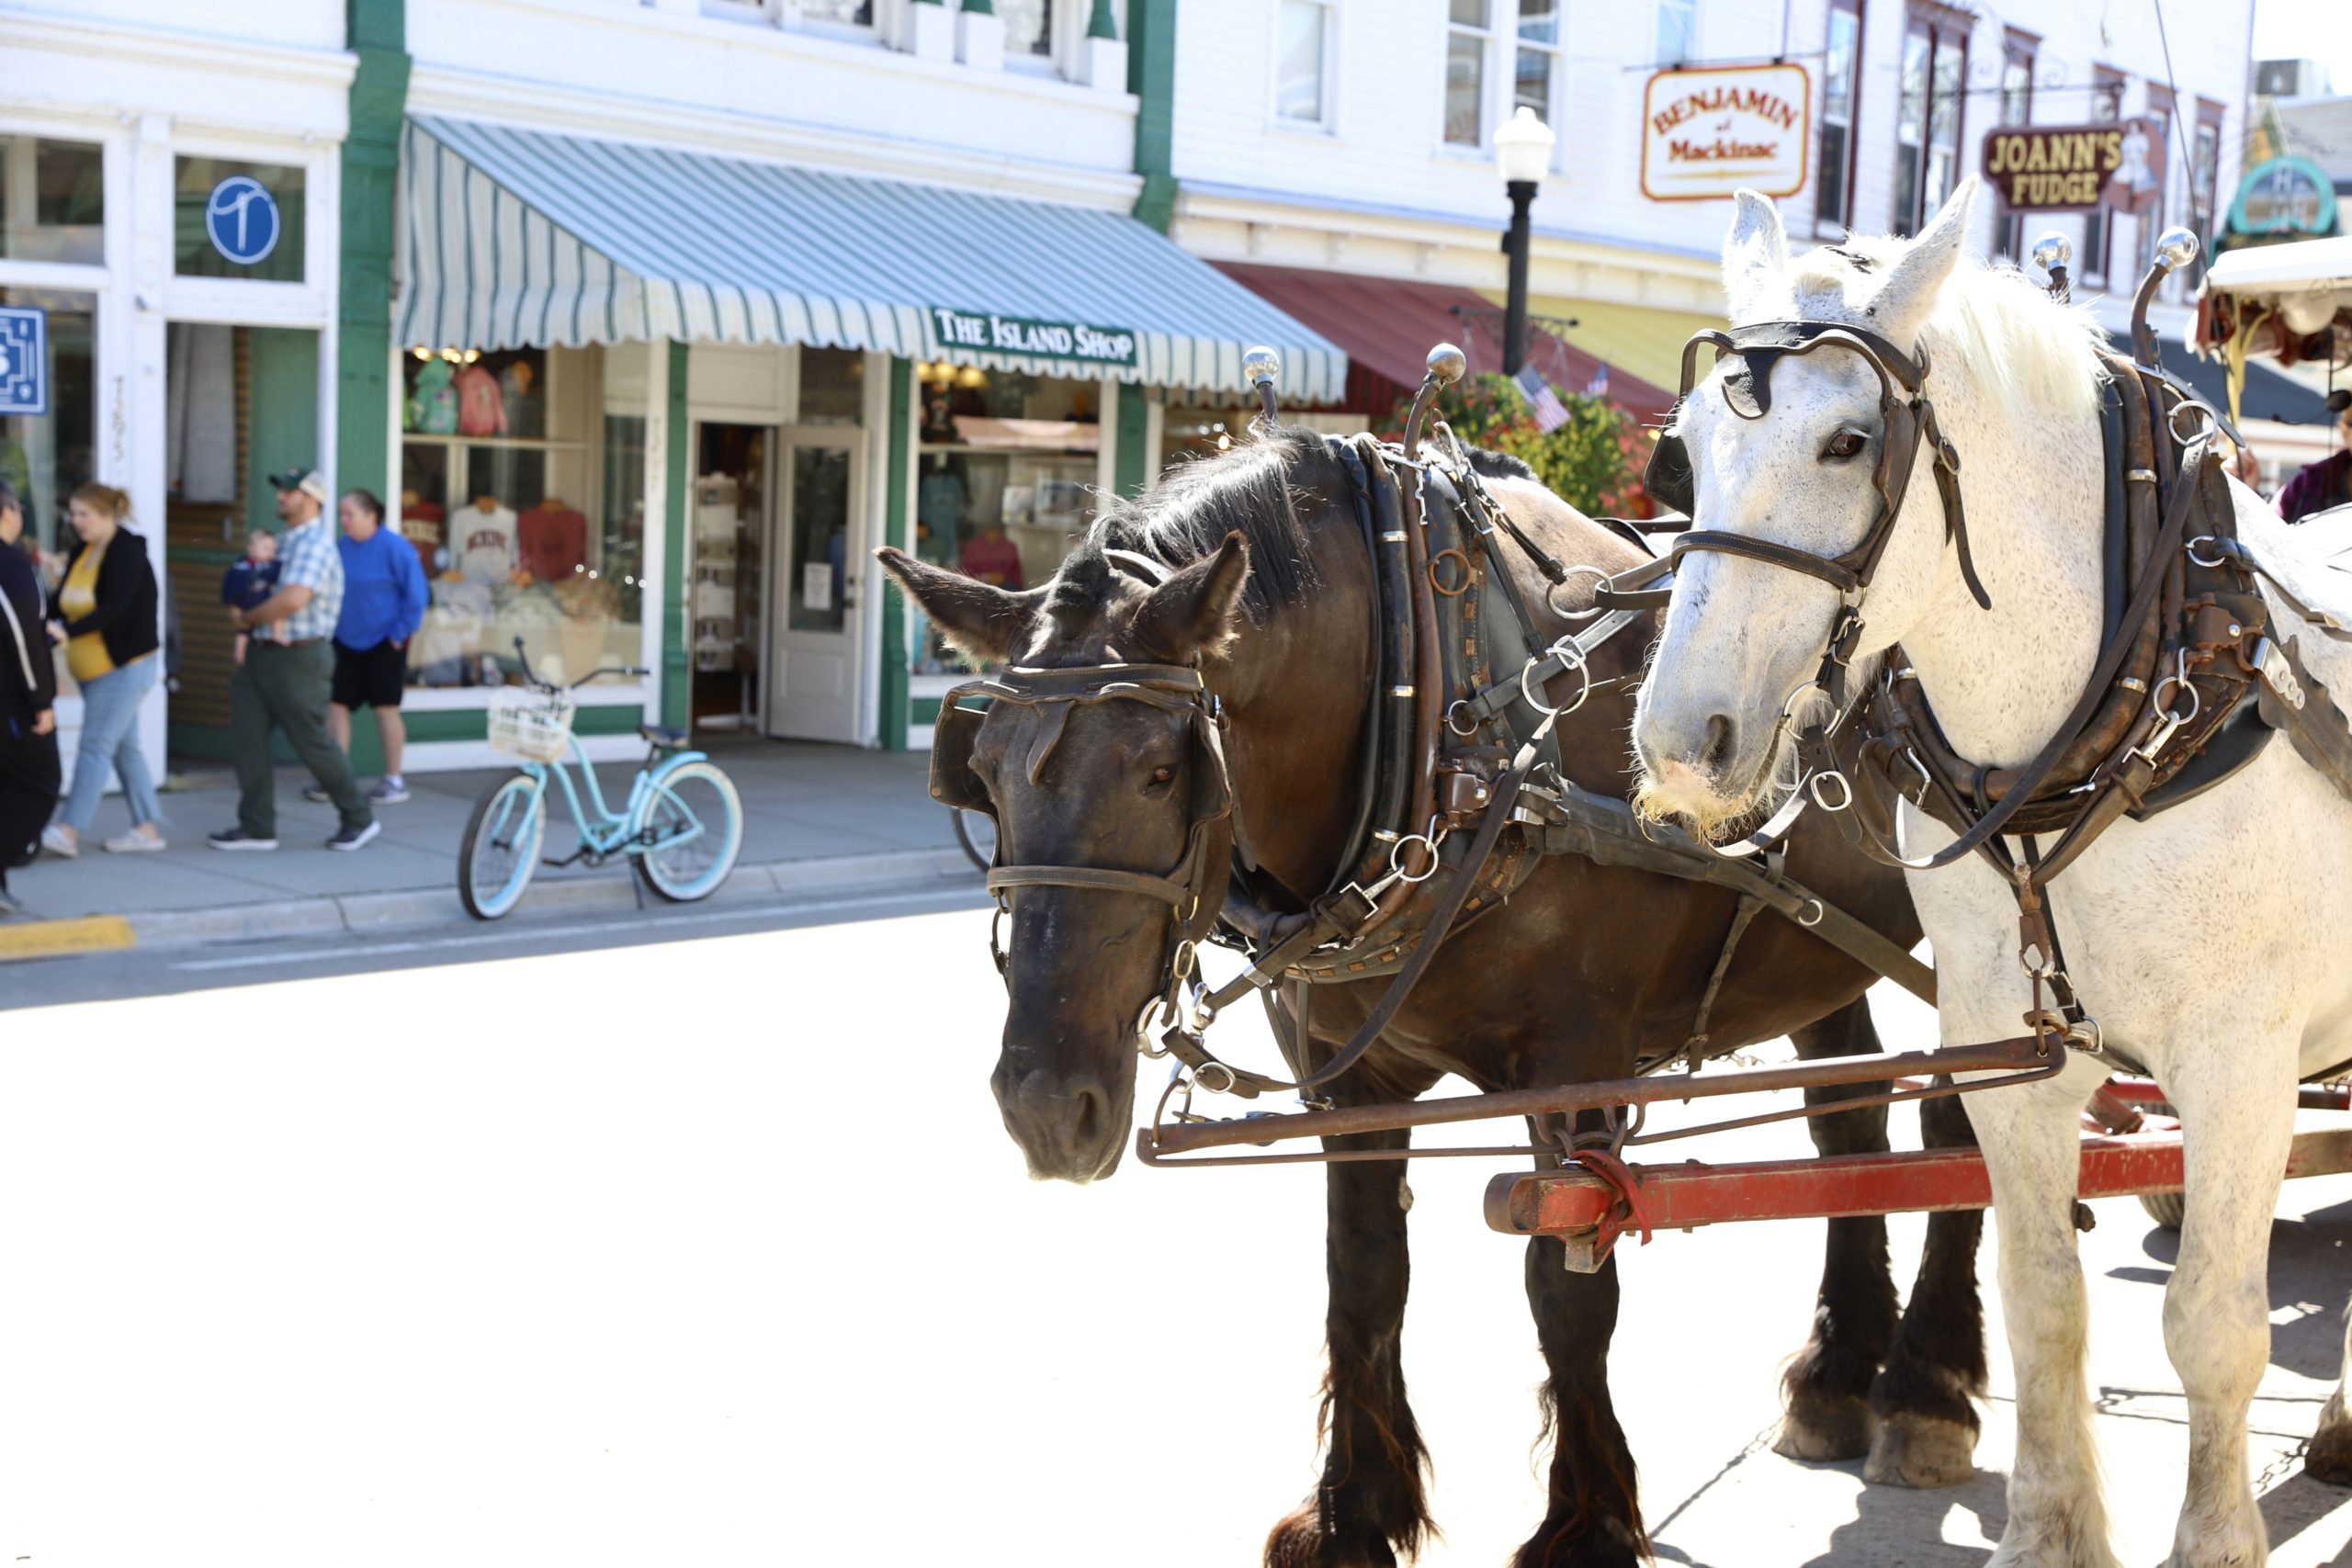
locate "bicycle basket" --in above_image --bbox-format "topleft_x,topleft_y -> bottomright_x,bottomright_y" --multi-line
486,687 -> 576,763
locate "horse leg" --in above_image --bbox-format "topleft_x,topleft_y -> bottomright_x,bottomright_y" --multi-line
1775,996 -> 1901,1463
1265,1124 -> 1433,1568
2158,1044 -> 2297,1568
1967,1051 -> 2119,1568
1867,1085 -> 1988,1487
2304,1305 -> 2352,1484
1513,1226 -> 1645,1568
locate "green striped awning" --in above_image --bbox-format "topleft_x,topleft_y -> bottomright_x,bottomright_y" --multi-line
396,115 -> 1345,401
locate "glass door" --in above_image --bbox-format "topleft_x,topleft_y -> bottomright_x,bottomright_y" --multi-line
764,429 -> 864,742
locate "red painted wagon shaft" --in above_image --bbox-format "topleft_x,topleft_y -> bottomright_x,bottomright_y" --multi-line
1484,1125 -> 2352,1238
2099,1077 -> 2352,1112
1140,1035 -> 2051,1160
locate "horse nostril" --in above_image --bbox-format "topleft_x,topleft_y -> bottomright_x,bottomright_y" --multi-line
1701,714 -> 1736,775
1069,1079 -> 1109,1152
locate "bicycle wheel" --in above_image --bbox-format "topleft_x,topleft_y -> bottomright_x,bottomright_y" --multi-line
952,807 -> 997,872
458,773 -> 548,920
634,760 -> 744,903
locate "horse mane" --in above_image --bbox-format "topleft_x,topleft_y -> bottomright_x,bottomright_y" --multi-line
1055,427 -> 1331,622
1786,238 -> 2109,423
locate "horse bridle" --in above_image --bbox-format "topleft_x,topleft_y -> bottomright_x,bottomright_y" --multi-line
933,661 -> 1235,1020
1606,319 -> 1995,854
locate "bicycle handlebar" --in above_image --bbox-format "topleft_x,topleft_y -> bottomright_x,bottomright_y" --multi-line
511,636 -> 651,692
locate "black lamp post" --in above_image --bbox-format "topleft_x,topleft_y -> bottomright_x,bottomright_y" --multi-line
1494,106 -> 1556,377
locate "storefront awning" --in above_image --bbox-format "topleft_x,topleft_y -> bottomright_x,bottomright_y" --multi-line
395,116 -> 1345,400
1496,294 -> 1725,400
1215,262 -> 1675,423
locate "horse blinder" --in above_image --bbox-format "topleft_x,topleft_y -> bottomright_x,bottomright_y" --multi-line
929,699 -> 996,817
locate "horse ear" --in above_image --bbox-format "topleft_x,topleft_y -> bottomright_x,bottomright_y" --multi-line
1861,177 -> 1979,342
1722,189 -> 1791,321
873,547 -> 1043,664
1126,533 -> 1251,664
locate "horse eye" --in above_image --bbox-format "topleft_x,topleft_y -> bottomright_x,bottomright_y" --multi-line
1149,766 -> 1175,785
1824,429 -> 1867,460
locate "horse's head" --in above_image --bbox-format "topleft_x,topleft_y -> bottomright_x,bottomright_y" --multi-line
878,522 -> 1260,1182
1634,180 -> 1982,834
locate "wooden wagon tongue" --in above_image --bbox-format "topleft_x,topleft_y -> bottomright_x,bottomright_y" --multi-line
1137,1033 -> 2061,1167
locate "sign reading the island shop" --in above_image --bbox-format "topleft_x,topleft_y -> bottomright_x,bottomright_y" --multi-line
1982,118 -> 2166,215
1640,63 -> 1811,202
929,308 -> 1138,369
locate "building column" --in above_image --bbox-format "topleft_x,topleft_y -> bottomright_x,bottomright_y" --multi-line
879,356 -> 912,751
660,340 -> 691,729
338,0 -> 409,497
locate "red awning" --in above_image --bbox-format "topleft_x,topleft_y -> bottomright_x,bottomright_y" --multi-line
1210,261 -> 1676,424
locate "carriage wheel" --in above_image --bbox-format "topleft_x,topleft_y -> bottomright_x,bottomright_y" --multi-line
2138,1190 -> 2186,1230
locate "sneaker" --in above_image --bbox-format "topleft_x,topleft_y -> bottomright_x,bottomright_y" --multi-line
103,829 -> 166,853
325,821 -> 381,852
368,777 -> 410,806
0,885 -> 21,918
39,825 -> 76,860
209,828 -> 278,852
302,784 -> 331,804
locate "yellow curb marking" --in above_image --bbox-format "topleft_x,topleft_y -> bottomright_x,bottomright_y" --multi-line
0,915 -> 137,963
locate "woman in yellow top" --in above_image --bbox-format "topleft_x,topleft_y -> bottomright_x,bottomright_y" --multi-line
40,482 -> 164,855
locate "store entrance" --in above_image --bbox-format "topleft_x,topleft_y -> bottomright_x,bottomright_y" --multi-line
689,422 -> 769,732
764,429 -> 863,742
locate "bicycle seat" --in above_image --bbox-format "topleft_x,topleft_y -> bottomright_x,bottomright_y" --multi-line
639,723 -> 691,749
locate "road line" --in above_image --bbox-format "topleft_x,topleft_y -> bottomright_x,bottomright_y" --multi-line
0,915 -> 137,963
165,886 -> 983,972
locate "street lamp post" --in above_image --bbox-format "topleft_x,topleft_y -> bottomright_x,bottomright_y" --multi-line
1493,107 -> 1556,378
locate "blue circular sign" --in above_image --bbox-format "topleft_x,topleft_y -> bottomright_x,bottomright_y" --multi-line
205,175 -> 280,266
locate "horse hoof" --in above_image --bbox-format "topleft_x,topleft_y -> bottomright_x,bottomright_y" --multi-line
2306,1421 -> 2352,1487
1865,1412 -> 1976,1488
1262,1506 -> 1400,1568
1774,1393 -> 1875,1462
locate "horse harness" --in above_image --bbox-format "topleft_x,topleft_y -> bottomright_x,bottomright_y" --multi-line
934,404 -> 1941,1110
1610,314 -> 2352,1069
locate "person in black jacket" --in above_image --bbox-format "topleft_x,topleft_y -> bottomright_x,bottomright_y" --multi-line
42,481 -> 164,856
0,481 -> 60,914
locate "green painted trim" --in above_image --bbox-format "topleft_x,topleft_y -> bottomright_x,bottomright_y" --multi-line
961,0 -> 991,12
1114,381 -> 1151,497
337,0 -> 409,499
911,696 -> 942,725
881,357 -> 912,752
1127,0 -> 1177,231
661,341 -> 691,730
250,329 -> 322,536
1087,0 -> 1118,39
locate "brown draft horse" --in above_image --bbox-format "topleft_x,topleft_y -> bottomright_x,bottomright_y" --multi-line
879,430 -> 1984,1567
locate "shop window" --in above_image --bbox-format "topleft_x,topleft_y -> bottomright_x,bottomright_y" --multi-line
910,363 -> 1102,675
175,157 -> 306,284
1514,0 -> 1559,125
2193,102 -> 2223,243
1815,1 -> 1862,235
1655,0 -> 1696,65
797,346 -> 865,424
1001,0 -> 1054,58
0,137 -> 104,266
1893,14 -> 1966,238
1444,1 -> 1490,148
2083,70 -> 2125,284
399,344 -> 642,691
1993,30 -> 2037,260
0,288 -> 96,574
1276,0 -> 1334,128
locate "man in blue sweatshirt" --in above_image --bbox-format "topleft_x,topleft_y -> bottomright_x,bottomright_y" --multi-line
312,488 -> 429,805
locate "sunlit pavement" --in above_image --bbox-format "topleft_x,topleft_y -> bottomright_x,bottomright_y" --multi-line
6,906 -> 2352,1567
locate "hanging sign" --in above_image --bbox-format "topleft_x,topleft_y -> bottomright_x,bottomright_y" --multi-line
1982,118 -> 2165,214
2225,157 -> 2338,240
1640,63 -> 1811,201
205,175 -> 281,266
928,308 -> 1137,368
0,305 -> 47,417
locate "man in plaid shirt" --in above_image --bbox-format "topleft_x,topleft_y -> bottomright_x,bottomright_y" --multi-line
210,468 -> 379,852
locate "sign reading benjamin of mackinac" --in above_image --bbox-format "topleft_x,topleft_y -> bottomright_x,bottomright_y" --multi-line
1640,63 -> 1811,202
0,305 -> 49,418
929,308 -> 1137,369
1982,118 -> 2165,215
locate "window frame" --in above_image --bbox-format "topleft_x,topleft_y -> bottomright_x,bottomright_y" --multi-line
1814,0 -> 1866,238
1439,2 -> 1560,164
1442,1 -> 1497,152
1655,0 -> 1698,67
1993,28 -> 2038,261
2082,66 -> 2128,286
1511,0 -> 1563,134
1893,8 -> 1969,239
1272,0 -> 1340,133
2193,97 -> 2225,243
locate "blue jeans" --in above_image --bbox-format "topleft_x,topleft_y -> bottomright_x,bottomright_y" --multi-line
57,654 -> 162,832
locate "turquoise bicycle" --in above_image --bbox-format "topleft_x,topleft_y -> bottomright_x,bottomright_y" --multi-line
458,638 -> 745,920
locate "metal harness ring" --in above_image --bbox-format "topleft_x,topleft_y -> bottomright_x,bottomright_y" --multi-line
1520,637 -> 1593,718
1808,771 -> 1854,812
2186,535 -> 2230,570
1390,819 -> 1445,885
1545,564 -> 1611,621
1428,547 -> 1473,597
1445,698 -> 1482,738
2168,398 -> 2221,448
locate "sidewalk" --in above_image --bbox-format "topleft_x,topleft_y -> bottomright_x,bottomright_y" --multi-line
0,737 -> 972,955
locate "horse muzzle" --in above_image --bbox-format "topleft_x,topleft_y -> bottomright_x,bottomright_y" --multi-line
992,1061 -> 1132,1183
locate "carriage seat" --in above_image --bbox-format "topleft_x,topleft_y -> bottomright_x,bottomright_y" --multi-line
640,723 -> 691,750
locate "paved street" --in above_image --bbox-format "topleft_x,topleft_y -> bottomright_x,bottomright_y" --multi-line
8,906 -> 2352,1567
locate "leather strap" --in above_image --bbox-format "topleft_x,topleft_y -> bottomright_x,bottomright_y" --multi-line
987,864 -> 1193,908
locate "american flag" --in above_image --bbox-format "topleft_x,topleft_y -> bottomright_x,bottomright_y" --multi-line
1512,365 -> 1570,434
1585,363 -> 1611,399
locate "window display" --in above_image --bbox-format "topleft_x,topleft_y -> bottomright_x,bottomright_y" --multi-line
398,344 -> 642,691
910,363 -> 1102,675
174,157 -> 306,284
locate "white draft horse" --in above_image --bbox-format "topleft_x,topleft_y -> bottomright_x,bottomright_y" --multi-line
1631,177 -> 2352,1567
